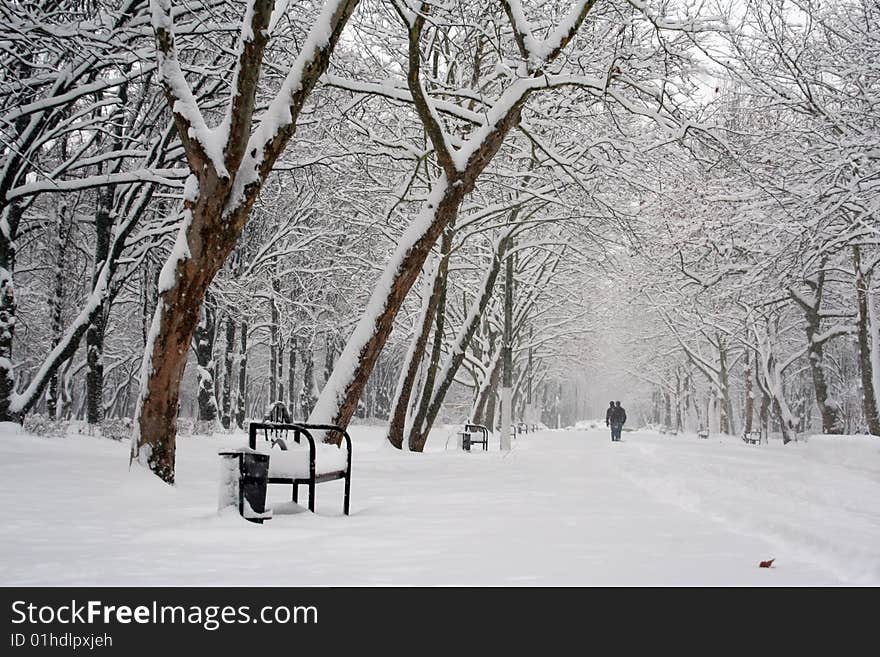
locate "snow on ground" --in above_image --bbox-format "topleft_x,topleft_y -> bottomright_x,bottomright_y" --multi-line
1,421 -> 878,586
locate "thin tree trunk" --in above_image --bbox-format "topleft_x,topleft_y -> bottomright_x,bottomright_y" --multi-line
235,320 -> 248,430
743,347 -> 754,434
790,267 -> 845,434
269,278 -> 279,404
718,337 -> 735,435
86,193 -> 111,425
194,291 -> 219,426
47,204 -> 70,419
324,334 -> 335,385
299,341 -> 317,419
473,343 -> 502,428
288,338 -> 297,418
854,246 -> 880,435
408,232 -> 512,450
387,255 -> 444,449
221,317 -> 235,429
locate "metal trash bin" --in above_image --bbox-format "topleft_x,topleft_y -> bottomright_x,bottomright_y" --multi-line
218,449 -> 272,523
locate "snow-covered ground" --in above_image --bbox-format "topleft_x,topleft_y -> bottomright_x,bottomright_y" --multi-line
1,422 -> 878,586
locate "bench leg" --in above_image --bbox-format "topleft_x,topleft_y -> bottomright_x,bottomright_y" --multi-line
343,471 -> 351,516
292,483 -> 298,504
309,479 -> 316,513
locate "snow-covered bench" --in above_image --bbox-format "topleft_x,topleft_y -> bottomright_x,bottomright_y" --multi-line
697,428 -> 709,439
249,422 -> 351,515
462,423 -> 489,451
742,430 -> 763,445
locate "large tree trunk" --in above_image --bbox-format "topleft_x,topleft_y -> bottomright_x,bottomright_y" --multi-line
308,178 -> 469,438
854,246 -> 880,435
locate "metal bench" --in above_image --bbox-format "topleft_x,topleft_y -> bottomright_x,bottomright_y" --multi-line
249,422 -> 352,515
697,428 -> 709,439
462,423 -> 489,451
742,430 -> 763,445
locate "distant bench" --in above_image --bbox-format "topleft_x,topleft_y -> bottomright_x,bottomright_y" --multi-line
249,422 -> 351,514
459,423 -> 489,451
697,428 -> 709,440
742,430 -> 763,445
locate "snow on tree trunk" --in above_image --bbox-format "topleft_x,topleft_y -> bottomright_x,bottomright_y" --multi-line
46,203 -> 70,420
854,246 -> 880,436
308,177 -> 468,436
87,73 -> 127,426
0,202 -> 21,422
194,291 -> 219,428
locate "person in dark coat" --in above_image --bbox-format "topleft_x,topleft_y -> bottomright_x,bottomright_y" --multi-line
610,401 -> 627,442
605,401 -> 615,430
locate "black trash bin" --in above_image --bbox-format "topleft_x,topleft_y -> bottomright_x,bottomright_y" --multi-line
219,450 -> 271,524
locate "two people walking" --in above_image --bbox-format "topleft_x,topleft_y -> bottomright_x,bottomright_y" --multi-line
605,400 -> 627,442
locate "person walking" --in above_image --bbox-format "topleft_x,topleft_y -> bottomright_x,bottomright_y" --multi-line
605,401 -> 615,436
610,400 -> 627,442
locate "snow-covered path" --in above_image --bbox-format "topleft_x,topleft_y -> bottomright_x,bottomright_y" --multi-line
1,424 -> 877,585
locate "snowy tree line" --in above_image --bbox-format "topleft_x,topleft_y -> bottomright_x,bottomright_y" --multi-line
619,0 -> 880,441
1,0 -> 876,483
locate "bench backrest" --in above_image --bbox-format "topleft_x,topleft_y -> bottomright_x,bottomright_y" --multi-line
464,423 -> 489,441
248,422 -> 353,473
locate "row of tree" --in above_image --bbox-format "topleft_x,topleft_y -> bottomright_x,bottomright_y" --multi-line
623,0 -> 879,440
4,0 -> 874,487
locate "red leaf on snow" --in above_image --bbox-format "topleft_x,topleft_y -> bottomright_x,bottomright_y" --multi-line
759,558 -> 775,568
